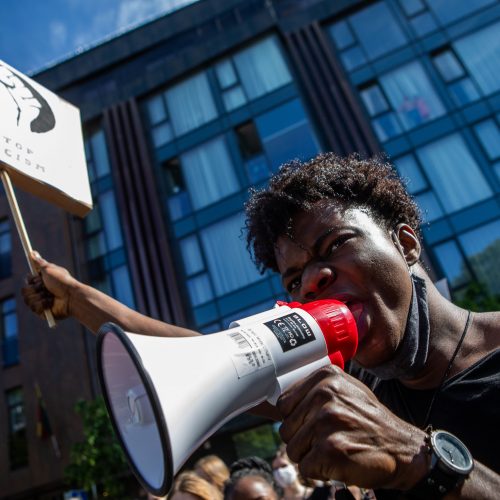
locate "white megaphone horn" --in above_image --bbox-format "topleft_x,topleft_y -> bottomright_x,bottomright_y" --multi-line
96,299 -> 358,496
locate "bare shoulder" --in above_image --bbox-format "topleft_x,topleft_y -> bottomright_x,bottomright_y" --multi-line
474,311 -> 500,350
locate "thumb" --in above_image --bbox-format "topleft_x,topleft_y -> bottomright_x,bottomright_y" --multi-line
30,250 -> 49,271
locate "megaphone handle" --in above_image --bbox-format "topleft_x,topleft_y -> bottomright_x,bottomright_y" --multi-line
0,169 -> 56,328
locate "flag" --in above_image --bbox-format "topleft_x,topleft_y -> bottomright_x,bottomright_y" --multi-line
34,382 -> 61,458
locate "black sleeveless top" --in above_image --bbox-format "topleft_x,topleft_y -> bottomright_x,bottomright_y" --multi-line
349,349 -> 500,498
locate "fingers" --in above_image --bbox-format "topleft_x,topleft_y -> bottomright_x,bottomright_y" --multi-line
22,276 -> 54,315
278,364 -> 341,418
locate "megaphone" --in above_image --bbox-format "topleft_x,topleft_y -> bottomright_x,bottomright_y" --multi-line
96,299 -> 357,496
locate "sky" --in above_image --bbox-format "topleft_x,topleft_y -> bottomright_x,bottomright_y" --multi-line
0,0 -> 199,75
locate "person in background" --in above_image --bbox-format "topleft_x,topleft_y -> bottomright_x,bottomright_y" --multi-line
194,454 -> 230,494
168,470 -> 222,500
272,444 -> 313,499
224,456 -> 283,500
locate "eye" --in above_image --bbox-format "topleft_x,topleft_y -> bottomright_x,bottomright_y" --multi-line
324,234 -> 351,257
286,276 -> 301,294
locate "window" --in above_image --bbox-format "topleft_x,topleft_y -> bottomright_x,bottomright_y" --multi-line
474,120 -> 500,160
255,99 -> 320,171
232,37 -> 292,101
410,12 -> 438,37
394,155 -> 428,194
166,73 -> 218,136
454,21 -> 500,96
360,83 -> 402,141
330,2 -> 408,71
1,298 -> 18,367
432,49 -> 481,107
200,213 -> 262,297
84,130 -> 135,308
215,59 -> 247,111
379,61 -> 446,131
6,387 -> 28,469
348,3 -> 408,60
147,71 -> 218,146
180,136 -> 240,210
163,158 -> 192,221
84,129 -> 111,182
427,0 -> 496,25
398,0 -> 425,17
415,191 -> 444,222
459,219 -> 500,294
0,218 -> 11,279
416,134 -> 492,214
235,122 -> 271,184
433,240 -> 471,289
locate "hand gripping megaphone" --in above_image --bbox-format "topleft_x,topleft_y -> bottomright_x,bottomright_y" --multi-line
96,299 -> 357,496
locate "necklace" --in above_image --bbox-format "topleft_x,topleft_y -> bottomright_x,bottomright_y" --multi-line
397,310 -> 473,428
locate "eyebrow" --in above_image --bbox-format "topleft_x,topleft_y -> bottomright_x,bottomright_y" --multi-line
281,226 -> 338,281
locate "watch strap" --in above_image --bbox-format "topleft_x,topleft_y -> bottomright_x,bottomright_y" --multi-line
407,462 -> 461,499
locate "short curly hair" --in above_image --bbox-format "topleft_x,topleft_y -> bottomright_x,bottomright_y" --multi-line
245,153 -> 421,274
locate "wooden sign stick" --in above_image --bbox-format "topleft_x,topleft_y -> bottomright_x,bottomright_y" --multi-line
0,169 -> 56,328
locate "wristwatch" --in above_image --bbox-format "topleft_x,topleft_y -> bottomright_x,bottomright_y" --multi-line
408,429 -> 474,499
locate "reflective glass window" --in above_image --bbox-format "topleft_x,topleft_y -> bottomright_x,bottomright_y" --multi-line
112,266 -> 135,309
330,20 -> 355,49
165,72 -> 218,136
459,219 -> 500,294
6,387 -> 28,469
410,12 -> 438,37
152,122 -> 174,148
415,191 -> 444,222
340,46 -> 367,71
1,297 -> 18,367
349,2 -> 408,60
255,99 -> 320,171
454,21 -> 500,96
187,273 -> 214,306
147,95 -> 167,125
474,120 -> 500,160
215,60 -> 238,88
99,190 -> 124,252
416,134 -> 492,214
380,61 -> 446,131
427,0 -> 496,25
200,212 -> 261,296
448,78 -> 481,106
394,155 -> 428,194
234,37 -> 292,100
433,51 -> 465,82
360,85 -> 389,116
0,219 -> 11,279
434,240 -> 471,288
399,0 -> 425,16
180,136 -> 239,210
222,87 -> 247,111
372,112 -> 403,142
180,235 -> 204,276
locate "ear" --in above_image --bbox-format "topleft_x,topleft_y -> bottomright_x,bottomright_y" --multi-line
392,223 -> 421,266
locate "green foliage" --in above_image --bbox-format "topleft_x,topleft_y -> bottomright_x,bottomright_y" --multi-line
65,396 -> 129,499
454,281 -> 500,312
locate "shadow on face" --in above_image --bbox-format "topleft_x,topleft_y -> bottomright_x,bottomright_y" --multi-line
227,475 -> 279,500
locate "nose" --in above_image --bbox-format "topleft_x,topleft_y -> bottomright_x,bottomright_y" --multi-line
300,263 -> 336,302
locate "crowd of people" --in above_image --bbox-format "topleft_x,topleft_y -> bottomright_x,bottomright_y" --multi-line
146,450 -> 373,500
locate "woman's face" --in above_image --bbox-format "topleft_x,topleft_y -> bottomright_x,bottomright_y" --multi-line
228,476 -> 278,500
274,203 -> 417,368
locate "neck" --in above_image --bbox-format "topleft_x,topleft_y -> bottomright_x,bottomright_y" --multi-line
400,272 -> 471,390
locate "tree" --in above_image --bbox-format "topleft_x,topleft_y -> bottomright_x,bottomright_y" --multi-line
65,397 -> 130,499
454,280 -> 500,312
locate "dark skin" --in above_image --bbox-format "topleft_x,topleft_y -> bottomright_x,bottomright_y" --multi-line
226,476 -> 279,500
22,202 -> 500,497
273,202 -> 500,497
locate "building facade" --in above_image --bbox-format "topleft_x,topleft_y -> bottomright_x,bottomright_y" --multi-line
2,0 -> 500,497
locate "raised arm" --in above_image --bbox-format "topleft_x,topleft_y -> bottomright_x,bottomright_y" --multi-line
22,251 -> 200,337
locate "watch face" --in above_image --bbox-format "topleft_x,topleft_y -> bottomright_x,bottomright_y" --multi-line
432,431 -> 474,474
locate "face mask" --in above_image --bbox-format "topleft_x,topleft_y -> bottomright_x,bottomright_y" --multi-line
364,274 -> 430,381
273,464 -> 298,488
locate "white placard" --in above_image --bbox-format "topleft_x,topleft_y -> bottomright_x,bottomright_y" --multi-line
0,60 -> 92,217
